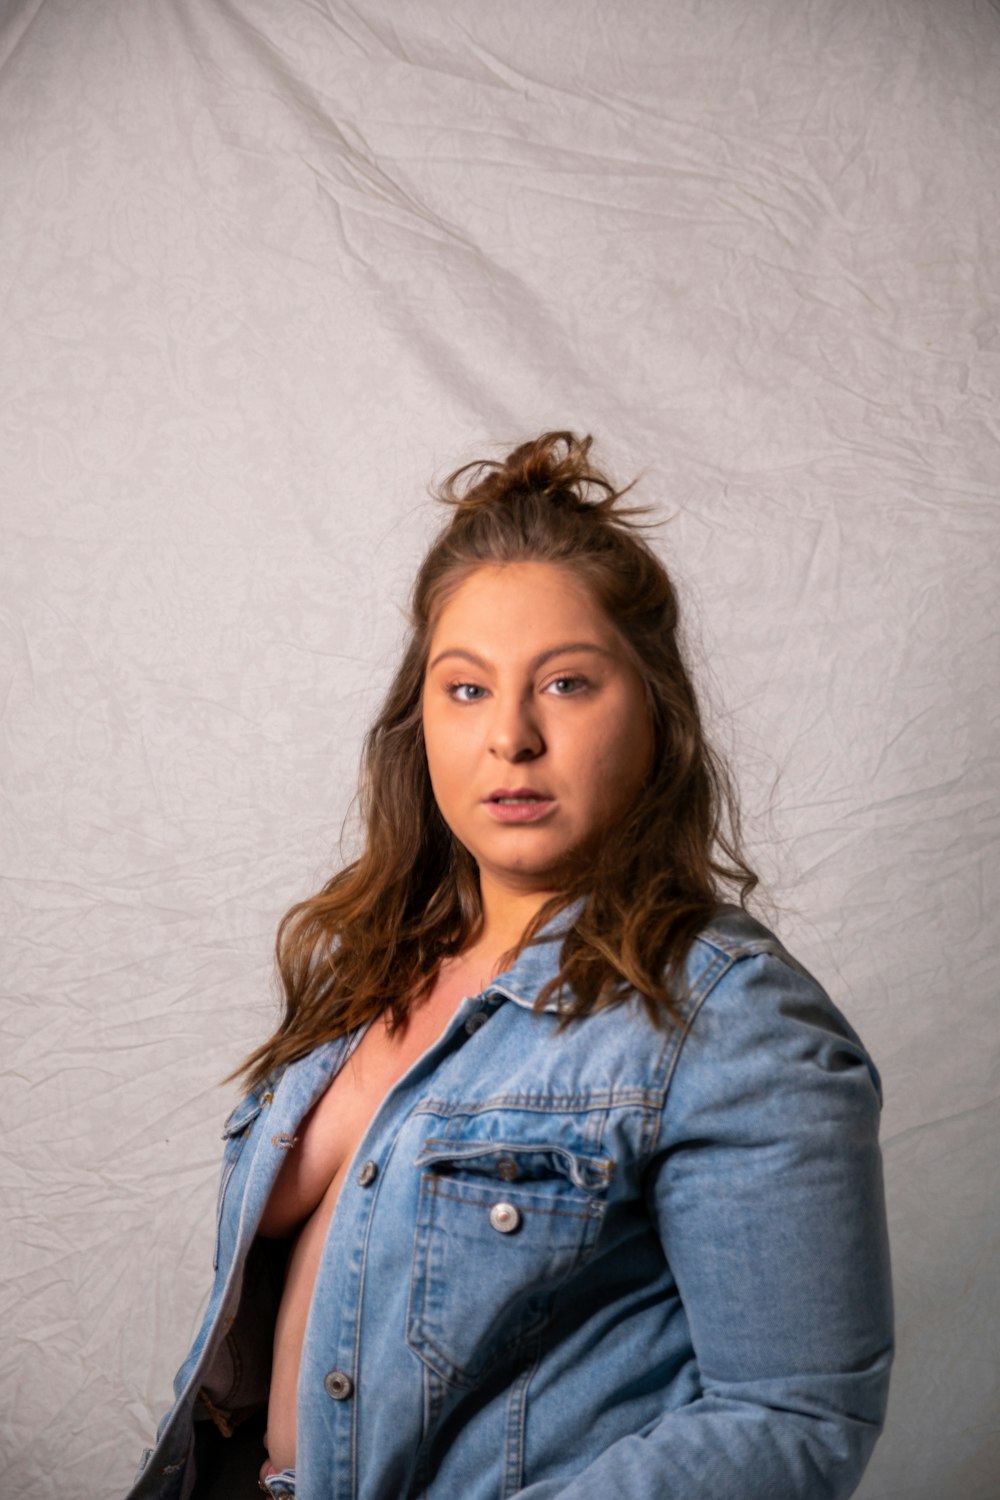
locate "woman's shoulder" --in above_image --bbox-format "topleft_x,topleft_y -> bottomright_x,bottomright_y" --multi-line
685,903 -> 853,1025
668,902 -> 883,1120
689,902 -> 816,972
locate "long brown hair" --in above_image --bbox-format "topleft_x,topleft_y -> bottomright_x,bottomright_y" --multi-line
237,432 -> 756,1091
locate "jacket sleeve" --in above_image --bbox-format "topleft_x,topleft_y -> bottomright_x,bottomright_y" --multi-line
510,946 -> 894,1500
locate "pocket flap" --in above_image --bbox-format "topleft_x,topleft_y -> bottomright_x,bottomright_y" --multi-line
417,1138 -> 614,1194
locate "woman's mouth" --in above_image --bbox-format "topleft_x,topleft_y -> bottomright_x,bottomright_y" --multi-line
483,789 -> 556,823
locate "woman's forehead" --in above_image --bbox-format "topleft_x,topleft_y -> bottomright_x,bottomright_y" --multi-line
426,561 -> 620,660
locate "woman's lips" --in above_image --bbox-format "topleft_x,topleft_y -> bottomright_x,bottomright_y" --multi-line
483,790 -> 556,823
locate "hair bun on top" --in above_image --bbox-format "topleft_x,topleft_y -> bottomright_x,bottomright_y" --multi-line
438,431 -> 632,516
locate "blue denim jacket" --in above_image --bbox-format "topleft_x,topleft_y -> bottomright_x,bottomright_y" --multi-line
128,906 -> 892,1500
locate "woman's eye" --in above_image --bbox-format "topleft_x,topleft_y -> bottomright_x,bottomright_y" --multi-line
448,682 -> 487,703
545,675 -> 587,696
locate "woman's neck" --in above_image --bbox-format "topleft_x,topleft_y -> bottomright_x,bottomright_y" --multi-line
462,879 -> 559,979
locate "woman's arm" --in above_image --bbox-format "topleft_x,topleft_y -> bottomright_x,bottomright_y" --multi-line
511,946 -> 894,1500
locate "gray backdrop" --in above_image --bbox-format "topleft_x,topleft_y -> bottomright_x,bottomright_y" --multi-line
1,1 -> 997,1496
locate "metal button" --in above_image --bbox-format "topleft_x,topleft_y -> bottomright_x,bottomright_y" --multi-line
464,1011 -> 489,1034
357,1159 -> 378,1187
489,1201 -> 522,1234
324,1370 -> 354,1400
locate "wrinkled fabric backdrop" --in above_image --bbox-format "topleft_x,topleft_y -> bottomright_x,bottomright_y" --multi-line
1,1 -> 998,1496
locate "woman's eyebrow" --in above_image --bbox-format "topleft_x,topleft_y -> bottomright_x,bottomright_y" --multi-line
427,642 -> 614,672
532,642 -> 614,669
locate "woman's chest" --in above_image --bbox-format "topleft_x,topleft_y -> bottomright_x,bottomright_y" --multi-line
260,996 -> 469,1237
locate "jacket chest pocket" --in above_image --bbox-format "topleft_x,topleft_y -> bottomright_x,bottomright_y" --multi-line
406,1136 -> 611,1388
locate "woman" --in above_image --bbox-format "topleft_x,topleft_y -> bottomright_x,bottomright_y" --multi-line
129,433 -> 893,1500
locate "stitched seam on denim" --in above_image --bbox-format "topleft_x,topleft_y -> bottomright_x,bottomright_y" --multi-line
409,1285 -> 564,1390
427,1181 -> 598,1219
414,1367 -> 448,1494
348,1089 -> 409,1500
415,1090 -> 659,1114
661,950 -> 737,1092
638,1105 -> 661,1157
213,1155 -> 238,1270
695,928 -> 785,962
502,1340 -> 540,1497
683,946 -> 738,1013
419,1137 -> 613,1163
642,948 -> 753,1166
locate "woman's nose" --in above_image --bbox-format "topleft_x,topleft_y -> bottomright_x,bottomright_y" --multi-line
488,696 -> 544,762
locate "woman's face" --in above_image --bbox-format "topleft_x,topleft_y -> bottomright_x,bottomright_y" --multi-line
422,561 -> 653,905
